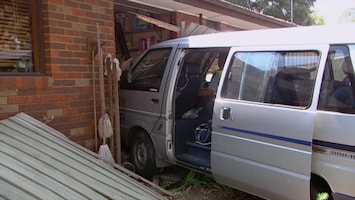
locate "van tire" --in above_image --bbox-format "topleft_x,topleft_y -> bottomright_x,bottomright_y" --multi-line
130,131 -> 156,180
310,174 -> 333,200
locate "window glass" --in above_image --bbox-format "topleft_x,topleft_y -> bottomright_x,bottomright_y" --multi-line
122,48 -> 171,92
318,45 -> 355,113
0,0 -> 33,72
222,50 -> 320,107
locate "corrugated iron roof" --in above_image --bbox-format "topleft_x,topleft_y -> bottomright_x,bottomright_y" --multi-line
0,112 -> 168,200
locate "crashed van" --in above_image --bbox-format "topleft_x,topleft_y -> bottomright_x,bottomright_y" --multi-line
119,24 -> 355,200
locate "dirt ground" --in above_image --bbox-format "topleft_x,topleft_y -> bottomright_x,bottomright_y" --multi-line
157,166 -> 263,200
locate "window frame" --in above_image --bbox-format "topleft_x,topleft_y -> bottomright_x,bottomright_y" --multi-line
0,0 -> 44,75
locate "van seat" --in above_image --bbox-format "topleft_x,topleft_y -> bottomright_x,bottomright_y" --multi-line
270,68 -> 314,106
175,63 -> 203,118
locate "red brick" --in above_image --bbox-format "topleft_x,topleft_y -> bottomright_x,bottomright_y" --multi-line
46,57 -> 67,65
45,0 -> 64,5
64,58 -> 81,65
47,64 -> 61,72
17,89 -> 37,96
79,17 -> 92,24
21,77 -> 37,90
48,49 -> 60,57
52,72 -> 84,79
19,102 -> 55,112
79,3 -> 92,10
86,12 -> 98,18
58,50 -> 74,58
45,42 -> 66,50
69,131 -> 93,143
64,0 -> 78,8
53,118 -> 91,131
35,78 -> 42,89
77,106 -> 93,114
70,113 -> 85,121
0,77 -> 16,89
65,15 -> 79,22
0,114 -> 10,120
54,101 -> 71,108
24,111 -> 47,120
36,88 -> 54,95
34,95 -> 62,103
15,77 -> 22,89
63,107 -> 79,115
72,8 -> 86,17
66,44 -> 81,51
65,29 -> 80,37
46,26 -> 65,34
98,1 -> 111,7
43,3 -> 56,12
46,11 -> 65,20
86,0 -> 99,5
47,34 -> 74,43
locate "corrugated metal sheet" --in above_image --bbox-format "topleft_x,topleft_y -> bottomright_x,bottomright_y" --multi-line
181,22 -> 219,37
0,112 -> 167,200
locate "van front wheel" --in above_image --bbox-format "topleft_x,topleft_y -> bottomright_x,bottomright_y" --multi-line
130,131 -> 156,179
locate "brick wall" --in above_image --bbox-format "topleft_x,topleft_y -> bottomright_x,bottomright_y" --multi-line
0,0 -> 115,150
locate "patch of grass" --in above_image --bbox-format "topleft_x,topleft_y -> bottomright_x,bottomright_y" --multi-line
317,192 -> 329,200
164,170 -> 234,198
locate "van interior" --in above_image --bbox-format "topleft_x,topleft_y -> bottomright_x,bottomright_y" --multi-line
174,48 -> 229,172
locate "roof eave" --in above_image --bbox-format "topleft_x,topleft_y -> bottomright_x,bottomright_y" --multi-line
174,0 -> 297,28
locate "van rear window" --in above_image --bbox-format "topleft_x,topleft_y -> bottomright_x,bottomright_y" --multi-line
222,51 -> 320,107
318,45 -> 355,113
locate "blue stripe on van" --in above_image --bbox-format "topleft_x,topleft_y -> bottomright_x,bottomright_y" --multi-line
313,139 -> 355,153
221,126 -> 312,146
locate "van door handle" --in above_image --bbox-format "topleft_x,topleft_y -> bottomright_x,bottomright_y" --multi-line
151,98 -> 159,104
220,107 -> 232,120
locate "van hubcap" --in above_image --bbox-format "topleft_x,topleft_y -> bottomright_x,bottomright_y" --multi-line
136,143 -> 147,168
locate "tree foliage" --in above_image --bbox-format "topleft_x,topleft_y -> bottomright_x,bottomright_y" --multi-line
225,0 -> 319,25
339,8 -> 355,23
309,11 -> 325,25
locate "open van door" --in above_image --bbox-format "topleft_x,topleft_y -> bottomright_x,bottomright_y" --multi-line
119,47 -> 176,178
211,45 -> 328,199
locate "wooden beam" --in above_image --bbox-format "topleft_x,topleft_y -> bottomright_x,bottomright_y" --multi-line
129,12 -> 181,33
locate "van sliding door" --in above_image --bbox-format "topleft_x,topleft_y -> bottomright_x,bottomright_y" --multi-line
211,45 -> 328,200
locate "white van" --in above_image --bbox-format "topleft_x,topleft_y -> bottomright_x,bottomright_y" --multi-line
119,24 -> 355,200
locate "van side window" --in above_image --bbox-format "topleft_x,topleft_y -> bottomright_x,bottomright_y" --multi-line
222,51 -> 319,107
121,48 -> 171,92
318,45 -> 355,113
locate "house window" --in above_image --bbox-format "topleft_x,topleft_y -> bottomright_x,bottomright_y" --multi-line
0,0 -> 43,74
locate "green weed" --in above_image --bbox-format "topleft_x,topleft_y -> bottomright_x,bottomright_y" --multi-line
165,170 -> 234,197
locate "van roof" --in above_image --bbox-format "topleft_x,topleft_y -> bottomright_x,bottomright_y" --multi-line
157,23 -> 355,48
